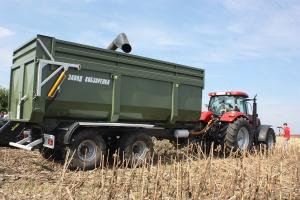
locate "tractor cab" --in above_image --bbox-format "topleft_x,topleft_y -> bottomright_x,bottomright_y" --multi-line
208,91 -> 249,116
208,92 -> 248,116
200,91 -> 250,123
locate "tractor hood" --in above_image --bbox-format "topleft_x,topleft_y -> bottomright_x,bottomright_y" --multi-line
220,111 -> 248,122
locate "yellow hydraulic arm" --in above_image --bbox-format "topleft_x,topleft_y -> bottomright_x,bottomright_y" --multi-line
47,70 -> 66,97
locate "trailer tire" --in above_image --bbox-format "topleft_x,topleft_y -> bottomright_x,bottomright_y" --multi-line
118,134 -> 153,167
225,118 -> 253,152
67,129 -> 106,170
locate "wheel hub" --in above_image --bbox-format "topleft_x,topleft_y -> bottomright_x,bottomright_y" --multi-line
237,127 -> 250,150
77,140 -> 97,162
267,134 -> 274,149
132,141 -> 149,160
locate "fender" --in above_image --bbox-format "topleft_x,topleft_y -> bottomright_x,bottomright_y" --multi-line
0,120 -> 26,145
63,122 -> 81,144
257,125 -> 272,142
220,111 -> 248,122
63,122 -> 156,144
200,111 -> 213,123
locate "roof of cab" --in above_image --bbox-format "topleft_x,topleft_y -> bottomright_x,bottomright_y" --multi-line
208,91 -> 249,98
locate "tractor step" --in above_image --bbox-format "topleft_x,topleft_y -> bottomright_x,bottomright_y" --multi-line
9,137 -> 43,151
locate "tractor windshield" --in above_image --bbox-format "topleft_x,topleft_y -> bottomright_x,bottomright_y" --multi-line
209,96 -> 246,116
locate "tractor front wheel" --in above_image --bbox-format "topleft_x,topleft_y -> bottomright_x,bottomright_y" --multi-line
225,118 -> 253,152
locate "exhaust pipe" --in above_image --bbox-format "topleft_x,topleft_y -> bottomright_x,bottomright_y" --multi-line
107,33 -> 132,53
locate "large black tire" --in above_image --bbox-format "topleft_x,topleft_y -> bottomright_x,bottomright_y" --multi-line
225,118 -> 253,152
67,129 -> 106,170
118,134 -> 154,166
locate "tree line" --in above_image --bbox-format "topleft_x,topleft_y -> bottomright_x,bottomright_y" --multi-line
0,87 -> 8,111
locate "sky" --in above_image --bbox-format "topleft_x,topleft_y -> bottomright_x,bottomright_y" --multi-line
0,0 -> 299,134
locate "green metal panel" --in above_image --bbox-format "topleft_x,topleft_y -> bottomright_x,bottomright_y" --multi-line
178,84 -> 203,122
9,35 -> 205,126
9,67 -> 21,119
120,76 -> 172,121
22,61 -> 35,120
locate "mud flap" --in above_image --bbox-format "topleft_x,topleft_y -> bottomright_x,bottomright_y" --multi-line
257,125 -> 272,142
0,120 -> 26,146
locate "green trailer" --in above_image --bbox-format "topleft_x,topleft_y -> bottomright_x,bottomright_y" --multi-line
6,34 -> 205,169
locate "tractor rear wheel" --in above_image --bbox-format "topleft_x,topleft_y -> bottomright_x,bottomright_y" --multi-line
225,118 -> 253,152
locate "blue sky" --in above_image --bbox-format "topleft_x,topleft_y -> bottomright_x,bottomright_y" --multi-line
0,0 -> 299,134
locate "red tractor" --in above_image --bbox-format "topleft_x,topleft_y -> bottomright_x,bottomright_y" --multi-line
193,91 -> 276,152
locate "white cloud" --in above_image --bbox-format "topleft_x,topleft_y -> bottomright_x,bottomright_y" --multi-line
194,1 -> 300,63
0,27 -> 15,38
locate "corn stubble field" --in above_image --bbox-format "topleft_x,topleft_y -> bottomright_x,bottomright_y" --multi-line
0,137 -> 299,200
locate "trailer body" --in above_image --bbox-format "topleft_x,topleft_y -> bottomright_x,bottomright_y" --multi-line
9,35 -> 204,127
6,34 -> 205,169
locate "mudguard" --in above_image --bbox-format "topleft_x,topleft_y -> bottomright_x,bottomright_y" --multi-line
63,122 -> 80,144
0,120 -> 26,146
63,122 -> 157,144
220,111 -> 248,122
257,125 -> 272,142
200,111 -> 213,123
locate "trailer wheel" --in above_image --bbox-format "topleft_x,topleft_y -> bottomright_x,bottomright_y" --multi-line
67,129 -> 106,170
225,118 -> 253,152
118,134 -> 153,166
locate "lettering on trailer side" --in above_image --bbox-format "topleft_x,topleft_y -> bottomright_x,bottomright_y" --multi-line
85,76 -> 110,85
67,74 -> 110,86
67,74 -> 83,82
